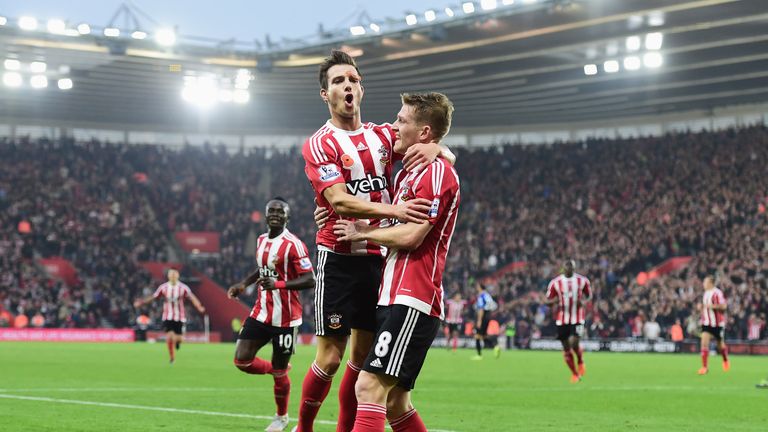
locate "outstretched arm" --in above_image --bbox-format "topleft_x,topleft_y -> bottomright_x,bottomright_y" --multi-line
333,219 -> 433,251
323,183 -> 431,224
187,292 -> 206,314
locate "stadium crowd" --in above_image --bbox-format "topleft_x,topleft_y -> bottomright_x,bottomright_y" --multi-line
0,126 -> 766,342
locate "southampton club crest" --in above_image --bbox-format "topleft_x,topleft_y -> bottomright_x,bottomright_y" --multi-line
378,146 -> 390,165
328,313 -> 342,330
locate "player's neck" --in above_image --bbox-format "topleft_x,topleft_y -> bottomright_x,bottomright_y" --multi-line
329,114 -> 362,131
268,227 -> 285,239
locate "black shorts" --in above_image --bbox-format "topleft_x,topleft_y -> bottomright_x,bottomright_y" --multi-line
702,325 -> 724,342
475,316 -> 490,336
163,320 -> 184,335
557,324 -> 584,341
362,305 -> 441,391
314,250 -> 382,336
238,317 -> 298,355
445,322 -> 461,334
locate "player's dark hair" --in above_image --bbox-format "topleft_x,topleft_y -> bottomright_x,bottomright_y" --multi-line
318,50 -> 361,91
401,92 -> 454,142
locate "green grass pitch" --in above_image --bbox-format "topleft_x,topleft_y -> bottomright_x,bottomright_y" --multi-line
1,342 -> 767,431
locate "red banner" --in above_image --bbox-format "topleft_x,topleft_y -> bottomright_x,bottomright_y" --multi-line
139,262 -> 183,282
648,256 -> 692,279
38,257 -> 80,286
146,331 -> 221,343
0,328 -> 135,342
174,232 -> 220,254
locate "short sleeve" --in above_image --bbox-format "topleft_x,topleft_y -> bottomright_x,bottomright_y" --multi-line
302,136 -> 344,195
289,240 -> 313,275
412,161 -> 459,225
546,280 -> 558,299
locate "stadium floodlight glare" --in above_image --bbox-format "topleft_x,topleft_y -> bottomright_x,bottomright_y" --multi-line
405,14 -> 417,26
521,0 -> 538,4
155,28 -> 176,46
103,27 -> 120,37
18,16 -> 38,31
502,0 -> 516,5
4,59 -> 21,70
235,69 -> 251,89
583,64 -> 598,76
182,76 -> 219,108
625,36 -> 641,52
643,52 -> 663,68
369,23 -> 380,32
64,29 -> 80,37
648,11 -> 665,27
645,32 -> 663,50
30,75 -> 48,89
349,26 -> 365,36
603,60 -> 620,73
3,72 -> 22,87
481,0 -> 498,10
47,19 -> 66,34
218,89 -> 233,103
77,23 -> 91,34
57,78 -> 73,90
0,16 -> 7,26
623,56 -> 641,71
233,89 -> 250,104
462,2 -> 476,14
425,10 -> 437,22
445,7 -> 455,17
131,30 -> 147,40
30,61 -> 47,73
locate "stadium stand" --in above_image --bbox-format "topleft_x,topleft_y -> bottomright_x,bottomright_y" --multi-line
1,126 -> 766,342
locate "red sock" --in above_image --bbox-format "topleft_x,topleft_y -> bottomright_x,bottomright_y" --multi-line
296,362 -> 334,432
574,347 -> 584,365
167,338 -> 175,361
701,349 -> 709,368
563,350 -> 578,375
352,403 -> 386,432
337,361 -> 361,432
272,370 -> 290,416
389,409 -> 427,432
452,337 -> 458,351
720,345 -> 729,362
233,357 -> 272,375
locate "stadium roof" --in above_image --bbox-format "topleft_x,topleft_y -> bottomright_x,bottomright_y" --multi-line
1,0 -> 767,133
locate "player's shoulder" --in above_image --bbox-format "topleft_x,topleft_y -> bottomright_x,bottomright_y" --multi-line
284,230 -> 309,252
365,121 -> 392,131
303,124 -> 335,155
574,272 -> 590,282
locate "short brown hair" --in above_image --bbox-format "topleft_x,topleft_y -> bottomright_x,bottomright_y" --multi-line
318,50 -> 361,91
401,92 -> 454,142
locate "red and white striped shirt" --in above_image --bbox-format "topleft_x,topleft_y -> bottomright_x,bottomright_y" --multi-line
700,288 -> 726,327
748,319 -> 763,340
546,273 -> 592,325
249,229 -> 313,328
153,282 -> 193,322
378,159 -> 461,319
445,299 -> 466,324
303,120 -> 401,256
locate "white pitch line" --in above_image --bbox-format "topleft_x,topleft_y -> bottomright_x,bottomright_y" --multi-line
0,387 -> 252,393
0,393 -> 459,432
